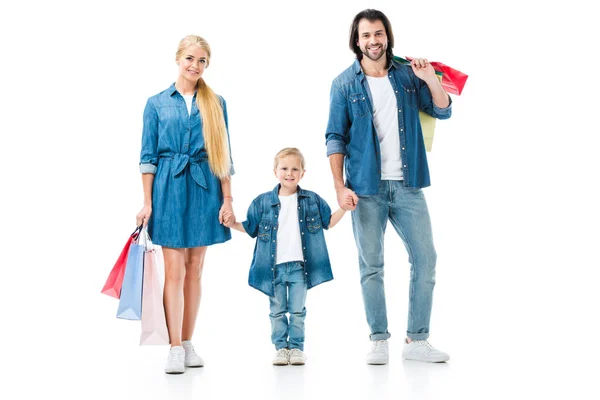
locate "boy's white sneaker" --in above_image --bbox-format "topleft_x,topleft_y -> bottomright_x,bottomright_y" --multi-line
164,346 -> 185,374
272,348 -> 289,365
366,340 -> 389,365
182,340 -> 204,367
289,349 -> 306,365
402,340 -> 449,362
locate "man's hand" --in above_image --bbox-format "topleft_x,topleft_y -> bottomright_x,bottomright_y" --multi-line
411,57 -> 436,83
336,187 -> 359,211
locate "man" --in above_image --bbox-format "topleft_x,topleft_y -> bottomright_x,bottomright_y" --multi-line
325,9 -> 451,364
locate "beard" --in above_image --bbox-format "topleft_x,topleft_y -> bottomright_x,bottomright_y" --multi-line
361,44 -> 387,61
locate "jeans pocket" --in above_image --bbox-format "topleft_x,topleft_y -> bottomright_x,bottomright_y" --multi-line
306,213 -> 322,233
258,220 -> 271,242
402,84 -> 418,109
350,93 -> 369,117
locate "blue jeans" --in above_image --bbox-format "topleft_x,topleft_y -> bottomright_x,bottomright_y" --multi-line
269,262 -> 308,350
351,180 -> 436,341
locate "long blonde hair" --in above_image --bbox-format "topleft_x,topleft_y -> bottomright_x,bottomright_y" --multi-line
176,35 -> 231,178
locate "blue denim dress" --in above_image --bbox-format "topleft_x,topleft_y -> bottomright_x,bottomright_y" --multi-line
139,84 -> 234,248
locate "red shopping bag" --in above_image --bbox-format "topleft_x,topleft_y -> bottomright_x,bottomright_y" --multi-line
101,226 -> 142,299
395,56 -> 468,95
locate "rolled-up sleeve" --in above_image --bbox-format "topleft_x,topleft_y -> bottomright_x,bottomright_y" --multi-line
316,194 -> 332,229
417,79 -> 452,120
325,81 -> 350,156
241,198 -> 261,238
139,99 -> 158,174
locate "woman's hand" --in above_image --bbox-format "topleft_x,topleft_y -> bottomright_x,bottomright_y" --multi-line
136,205 -> 152,227
219,201 -> 235,226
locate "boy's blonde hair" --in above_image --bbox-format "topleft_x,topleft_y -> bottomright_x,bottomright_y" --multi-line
274,148 -> 305,170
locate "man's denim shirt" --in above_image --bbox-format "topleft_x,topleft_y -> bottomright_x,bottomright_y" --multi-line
325,59 -> 452,194
242,185 -> 334,297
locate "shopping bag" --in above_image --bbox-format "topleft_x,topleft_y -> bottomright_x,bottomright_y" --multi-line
116,231 -> 145,320
140,233 -> 169,345
419,72 -> 444,152
101,226 -> 142,299
395,55 -> 468,95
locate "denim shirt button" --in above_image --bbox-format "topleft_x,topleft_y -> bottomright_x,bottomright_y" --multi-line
400,128 -> 403,132
300,220 -> 303,222
301,232 -> 304,235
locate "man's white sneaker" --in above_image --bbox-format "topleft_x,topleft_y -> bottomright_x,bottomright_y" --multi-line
289,349 -> 306,365
402,340 -> 449,362
164,346 -> 185,374
272,348 -> 289,365
366,340 -> 389,365
182,340 -> 204,367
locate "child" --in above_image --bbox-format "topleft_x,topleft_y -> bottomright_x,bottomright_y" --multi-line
225,148 -> 346,365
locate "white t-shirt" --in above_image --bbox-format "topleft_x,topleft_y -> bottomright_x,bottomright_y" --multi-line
276,192 -> 304,265
182,94 -> 194,115
366,75 -> 403,180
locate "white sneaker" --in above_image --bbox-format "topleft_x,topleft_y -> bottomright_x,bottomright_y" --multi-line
288,349 -> 306,365
182,340 -> 204,367
164,346 -> 185,374
272,348 -> 289,366
402,339 -> 449,362
366,340 -> 389,365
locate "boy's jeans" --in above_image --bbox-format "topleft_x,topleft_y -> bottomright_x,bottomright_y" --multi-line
351,180 -> 437,341
269,261 -> 308,350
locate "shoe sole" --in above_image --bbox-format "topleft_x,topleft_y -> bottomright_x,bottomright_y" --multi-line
290,361 -> 305,366
403,355 -> 449,363
165,370 -> 185,374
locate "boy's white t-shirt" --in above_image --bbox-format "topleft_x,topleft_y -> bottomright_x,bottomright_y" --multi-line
182,94 -> 194,115
276,192 -> 304,265
366,75 -> 403,180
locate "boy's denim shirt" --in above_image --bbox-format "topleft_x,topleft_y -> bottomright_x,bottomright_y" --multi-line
325,59 -> 452,194
242,185 -> 334,297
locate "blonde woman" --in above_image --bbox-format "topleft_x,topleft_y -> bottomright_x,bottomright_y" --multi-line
136,35 -> 235,374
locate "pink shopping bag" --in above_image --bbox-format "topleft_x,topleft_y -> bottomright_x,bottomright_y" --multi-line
140,242 -> 169,345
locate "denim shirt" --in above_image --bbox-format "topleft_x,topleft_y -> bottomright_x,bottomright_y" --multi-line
139,83 -> 234,175
242,185 -> 334,296
325,59 -> 452,193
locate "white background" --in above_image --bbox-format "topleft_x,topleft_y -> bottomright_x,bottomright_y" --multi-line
1,0 -> 599,399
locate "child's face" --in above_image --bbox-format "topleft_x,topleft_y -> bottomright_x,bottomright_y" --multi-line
274,155 -> 304,193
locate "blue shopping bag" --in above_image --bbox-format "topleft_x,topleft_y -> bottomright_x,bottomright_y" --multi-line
116,234 -> 145,320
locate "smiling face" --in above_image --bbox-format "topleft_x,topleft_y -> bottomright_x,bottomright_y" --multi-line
176,45 -> 208,84
274,155 -> 304,195
356,18 -> 388,62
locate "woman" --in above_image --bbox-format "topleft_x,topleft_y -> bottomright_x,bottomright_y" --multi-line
136,35 -> 235,374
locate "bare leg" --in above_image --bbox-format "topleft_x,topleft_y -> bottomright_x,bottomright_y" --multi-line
181,246 -> 207,341
162,247 -> 186,347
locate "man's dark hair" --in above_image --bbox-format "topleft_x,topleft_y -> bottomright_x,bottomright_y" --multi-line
349,9 -> 395,68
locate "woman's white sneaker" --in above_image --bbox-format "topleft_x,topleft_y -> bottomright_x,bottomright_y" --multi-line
402,340 -> 449,362
164,346 -> 186,374
182,340 -> 204,367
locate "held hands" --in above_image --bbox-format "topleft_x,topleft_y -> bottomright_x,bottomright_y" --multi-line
410,58 -> 436,83
336,187 -> 359,211
219,201 -> 236,227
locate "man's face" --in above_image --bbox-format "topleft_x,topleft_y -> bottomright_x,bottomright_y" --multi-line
356,18 -> 387,62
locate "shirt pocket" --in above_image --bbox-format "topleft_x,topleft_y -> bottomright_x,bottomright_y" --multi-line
349,93 -> 369,117
401,85 -> 418,110
306,206 -> 322,233
258,220 -> 272,242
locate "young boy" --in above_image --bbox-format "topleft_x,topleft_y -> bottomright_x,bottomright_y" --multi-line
225,148 -> 346,365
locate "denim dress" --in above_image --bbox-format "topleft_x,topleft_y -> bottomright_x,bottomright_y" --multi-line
139,84 -> 234,248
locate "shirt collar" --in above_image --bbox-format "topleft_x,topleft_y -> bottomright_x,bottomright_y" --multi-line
270,184 -> 308,205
